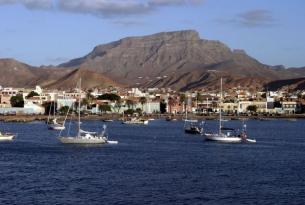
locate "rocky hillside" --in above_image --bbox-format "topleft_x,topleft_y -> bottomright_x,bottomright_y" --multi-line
1,30 -> 305,91
0,58 -> 120,89
60,30 -> 299,90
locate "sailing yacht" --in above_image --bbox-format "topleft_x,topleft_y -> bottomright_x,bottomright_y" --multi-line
204,78 -> 255,143
184,96 -> 203,134
47,101 -> 65,131
58,79 -> 116,144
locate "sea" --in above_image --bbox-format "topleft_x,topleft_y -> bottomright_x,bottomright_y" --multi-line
0,119 -> 305,205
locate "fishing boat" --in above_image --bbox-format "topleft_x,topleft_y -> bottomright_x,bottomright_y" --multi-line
204,78 -> 255,143
58,79 -> 118,144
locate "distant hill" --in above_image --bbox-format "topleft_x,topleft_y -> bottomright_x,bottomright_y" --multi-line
1,30 -> 305,91
0,59 -> 120,89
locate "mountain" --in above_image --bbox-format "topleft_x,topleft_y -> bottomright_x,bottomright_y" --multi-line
1,30 -> 305,91
60,30 -> 299,90
0,58 -> 120,89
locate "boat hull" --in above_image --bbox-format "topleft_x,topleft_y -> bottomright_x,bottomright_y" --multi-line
48,124 -> 65,131
58,136 -> 106,144
185,128 -> 202,134
122,120 -> 148,125
0,134 -> 14,141
205,134 -> 242,143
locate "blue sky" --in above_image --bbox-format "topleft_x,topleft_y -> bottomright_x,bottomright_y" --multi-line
0,0 -> 304,68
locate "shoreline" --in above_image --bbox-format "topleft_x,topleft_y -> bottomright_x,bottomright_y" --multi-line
0,113 -> 304,123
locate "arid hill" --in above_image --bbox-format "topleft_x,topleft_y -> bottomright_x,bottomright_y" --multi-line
1,30 -> 304,91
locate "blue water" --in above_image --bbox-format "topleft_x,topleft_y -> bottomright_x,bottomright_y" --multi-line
1,119 -> 305,204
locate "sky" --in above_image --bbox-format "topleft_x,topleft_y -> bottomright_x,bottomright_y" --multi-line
0,0 -> 305,68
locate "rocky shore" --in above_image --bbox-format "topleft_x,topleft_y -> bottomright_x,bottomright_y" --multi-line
0,113 -> 304,123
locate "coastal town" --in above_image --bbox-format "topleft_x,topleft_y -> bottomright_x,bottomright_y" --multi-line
0,84 -> 304,120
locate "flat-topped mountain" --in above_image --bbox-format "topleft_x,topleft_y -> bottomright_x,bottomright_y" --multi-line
0,30 -> 304,91
59,30 -> 299,90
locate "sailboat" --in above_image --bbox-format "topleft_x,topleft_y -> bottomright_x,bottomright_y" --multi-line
184,100 -> 203,134
58,79 -> 117,144
204,78 -> 255,143
47,101 -> 65,131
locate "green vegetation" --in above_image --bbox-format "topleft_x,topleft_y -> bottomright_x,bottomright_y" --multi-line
97,93 -> 121,102
59,106 -> 70,115
26,91 -> 39,99
126,99 -> 135,109
10,94 -> 24,107
247,105 -> 257,113
99,104 -> 112,113
124,109 -> 134,115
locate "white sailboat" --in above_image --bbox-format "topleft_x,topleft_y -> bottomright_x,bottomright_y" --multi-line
184,100 -> 203,134
58,79 -> 117,144
0,131 -> 15,141
47,101 -> 65,131
204,78 -> 255,143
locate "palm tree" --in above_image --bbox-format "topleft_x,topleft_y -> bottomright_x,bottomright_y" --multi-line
168,97 -> 175,114
139,97 -> 147,112
126,99 -> 134,109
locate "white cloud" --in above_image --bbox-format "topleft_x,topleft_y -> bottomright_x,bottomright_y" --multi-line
57,0 -> 150,17
0,0 -> 53,9
238,9 -> 275,27
148,0 -> 203,6
0,0 -> 204,17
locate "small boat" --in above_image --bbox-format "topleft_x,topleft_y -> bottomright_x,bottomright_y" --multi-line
0,131 -> 15,141
184,120 -> 204,134
48,118 -> 65,131
122,118 -> 149,125
103,119 -> 114,122
166,116 -> 177,121
47,101 -> 65,131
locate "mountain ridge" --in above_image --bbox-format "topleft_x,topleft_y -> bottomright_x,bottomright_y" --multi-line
0,30 -> 304,91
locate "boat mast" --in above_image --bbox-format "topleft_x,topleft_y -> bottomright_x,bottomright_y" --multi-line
78,78 -> 81,136
219,78 -> 223,135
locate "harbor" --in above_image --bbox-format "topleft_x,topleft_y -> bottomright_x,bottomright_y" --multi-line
1,119 -> 305,204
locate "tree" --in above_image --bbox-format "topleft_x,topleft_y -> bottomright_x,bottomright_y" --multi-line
160,99 -> 167,114
114,100 -> 122,113
168,97 -> 175,114
124,109 -> 134,115
59,106 -> 70,115
126,99 -> 134,109
135,108 -> 142,114
98,93 -> 121,102
179,94 -> 186,104
10,95 -> 24,107
99,104 -> 111,113
247,105 -> 257,113
26,91 -> 39,99
139,97 -> 147,112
